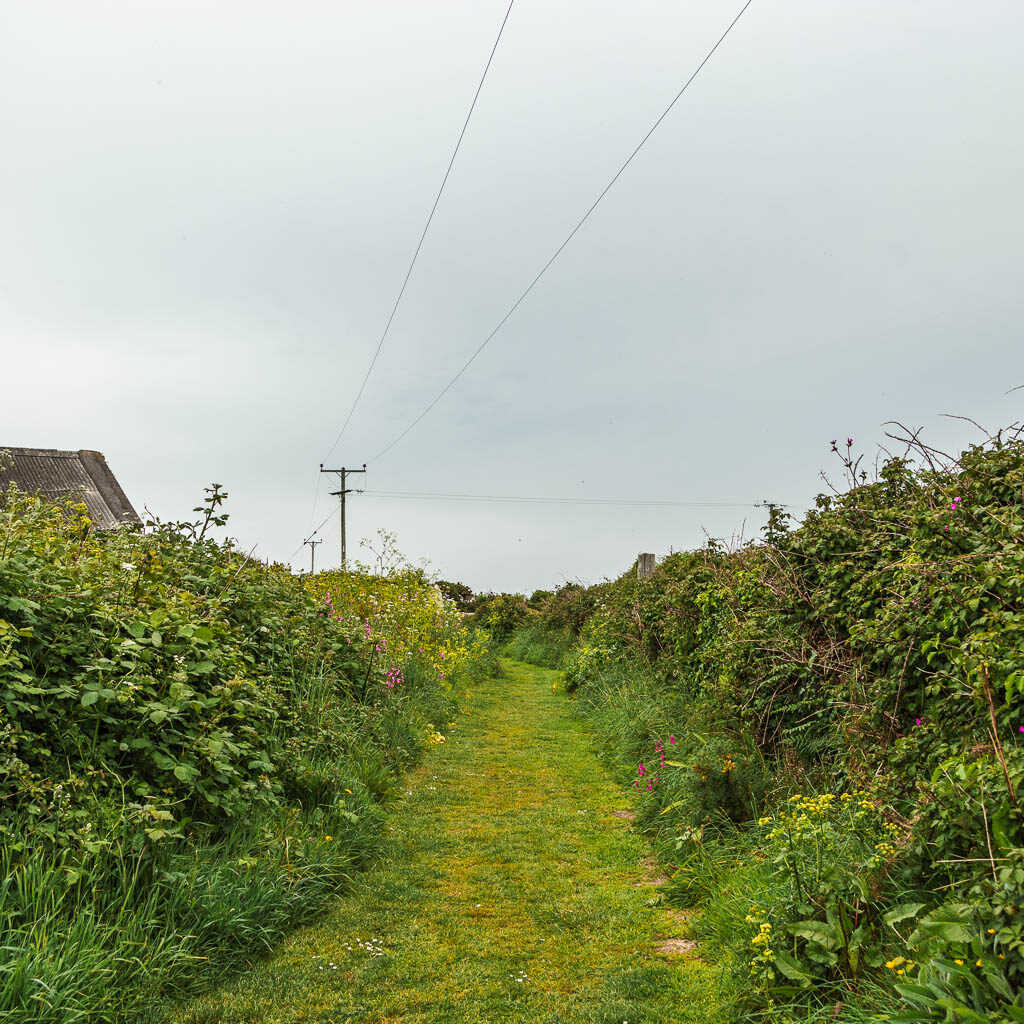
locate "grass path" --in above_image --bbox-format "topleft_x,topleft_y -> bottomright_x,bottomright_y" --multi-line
169,660 -> 722,1024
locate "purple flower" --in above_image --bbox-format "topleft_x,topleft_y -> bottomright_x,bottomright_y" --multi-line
915,718 -> 922,726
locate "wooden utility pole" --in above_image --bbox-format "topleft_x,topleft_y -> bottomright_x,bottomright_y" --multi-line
303,536 -> 322,574
320,464 -> 366,569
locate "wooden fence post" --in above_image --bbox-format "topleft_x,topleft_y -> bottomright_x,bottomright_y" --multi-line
637,553 -> 656,579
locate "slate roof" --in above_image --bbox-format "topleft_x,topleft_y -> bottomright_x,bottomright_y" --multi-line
0,447 -> 141,529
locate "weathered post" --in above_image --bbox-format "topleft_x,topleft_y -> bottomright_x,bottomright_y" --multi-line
637,552 -> 656,579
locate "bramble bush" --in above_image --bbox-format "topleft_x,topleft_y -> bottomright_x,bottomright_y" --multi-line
0,483 -> 488,1021
512,424 -> 1024,1021
473,591 -> 530,640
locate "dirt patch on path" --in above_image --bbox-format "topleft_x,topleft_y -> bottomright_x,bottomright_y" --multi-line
634,855 -> 669,887
655,938 -> 698,956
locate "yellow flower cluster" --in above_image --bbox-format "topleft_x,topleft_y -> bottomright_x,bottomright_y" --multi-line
745,908 -> 777,972
426,725 -> 446,745
765,790 -> 878,842
720,754 -> 736,774
306,569 -> 487,690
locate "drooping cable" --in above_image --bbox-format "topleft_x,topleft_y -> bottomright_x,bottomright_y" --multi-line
369,0 -> 756,463
362,488 -> 793,509
321,0 -> 516,465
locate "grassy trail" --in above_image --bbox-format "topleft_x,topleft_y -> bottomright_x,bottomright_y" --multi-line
169,660 -> 721,1024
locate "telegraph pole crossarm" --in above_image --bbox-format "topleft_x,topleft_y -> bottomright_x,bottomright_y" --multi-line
320,463 -> 367,569
303,536 -> 323,574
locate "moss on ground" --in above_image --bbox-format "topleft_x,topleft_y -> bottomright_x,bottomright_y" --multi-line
167,661 -> 722,1023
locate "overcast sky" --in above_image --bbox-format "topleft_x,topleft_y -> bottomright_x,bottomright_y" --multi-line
3,1 -> 1022,592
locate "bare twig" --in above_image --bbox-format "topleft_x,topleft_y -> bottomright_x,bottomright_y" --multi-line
981,663 -> 1018,811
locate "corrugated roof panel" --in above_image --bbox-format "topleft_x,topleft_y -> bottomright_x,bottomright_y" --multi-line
0,447 -> 140,529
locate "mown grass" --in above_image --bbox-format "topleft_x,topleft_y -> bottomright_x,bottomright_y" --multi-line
166,661 -> 722,1024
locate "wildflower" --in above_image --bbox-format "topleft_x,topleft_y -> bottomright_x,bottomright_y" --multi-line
988,928 -> 996,934
954,959 -> 964,966
669,735 -> 676,744
915,718 -> 922,725
976,959 -> 983,967
324,835 -> 333,842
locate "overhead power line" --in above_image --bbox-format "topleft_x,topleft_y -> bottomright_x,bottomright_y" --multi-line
321,0 -> 516,465
287,488 -> 798,566
369,0 -> 756,463
287,505 -> 340,564
361,488 -> 795,510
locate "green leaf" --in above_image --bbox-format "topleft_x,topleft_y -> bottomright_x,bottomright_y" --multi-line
910,904 -> 974,946
981,964 -> 1013,1001
884,903 -> 926,927
127,621 -> 146,639
788,921 -> 840,949
771,951 -> 813,987
80,690 -> 99,707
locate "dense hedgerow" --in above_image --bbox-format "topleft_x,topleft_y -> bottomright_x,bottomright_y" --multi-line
0,484 -> 488,1022
518,430 -> 1024,1022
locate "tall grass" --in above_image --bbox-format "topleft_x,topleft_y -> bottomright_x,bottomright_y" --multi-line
503,622 -> 572,670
